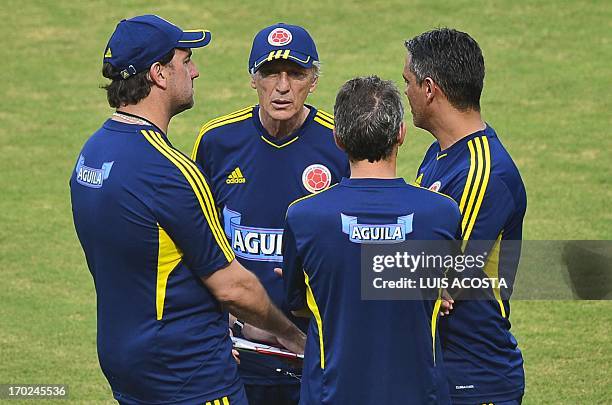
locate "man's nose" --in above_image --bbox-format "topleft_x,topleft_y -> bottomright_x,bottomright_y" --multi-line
191,62 -> 199,79
276,72 -> 290,93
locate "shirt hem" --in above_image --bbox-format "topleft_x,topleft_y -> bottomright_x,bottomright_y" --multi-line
450,387 -> 524,404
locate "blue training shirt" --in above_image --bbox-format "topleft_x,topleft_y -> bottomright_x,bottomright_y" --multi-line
416,124 -> 527,403
192,105 -> 349,385
283,177 -> 461,405
70,119 -> 242,405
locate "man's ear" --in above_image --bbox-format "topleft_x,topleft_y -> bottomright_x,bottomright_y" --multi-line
148,62 -> 168,90
309,75 -> 319,94
397,121 -> 407,146
250,74 -> 257,90
333,129 -> 345,151
423,77 -> 435,104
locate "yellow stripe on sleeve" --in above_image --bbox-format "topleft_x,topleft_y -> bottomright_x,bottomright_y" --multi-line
315,111 -> 334,124
304,271 -> 325,369
148,131 -> 222,240
463,137 -> 491,240
314,112 -> 334,127
141,130 -> 234,261
461,139 -> 484,235
459,140 -> 478,215
316,109 -> 334,121
483,232 -> 507,318
191,108 -> 254,159
196,112 -> 253,139
149,131 -> 234,260
156,225 -> 183,320
222,396 -> 230,405
196,106 -> 253,137
200,106 -> 254,131
314,116 -> 334,130
431,296 -> 442,364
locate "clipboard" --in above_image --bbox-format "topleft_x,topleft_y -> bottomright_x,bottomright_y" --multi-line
231,336 -> 304,360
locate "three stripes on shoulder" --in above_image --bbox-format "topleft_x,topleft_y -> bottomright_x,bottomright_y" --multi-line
314,109 -> 334,129
191,106 -> 255,160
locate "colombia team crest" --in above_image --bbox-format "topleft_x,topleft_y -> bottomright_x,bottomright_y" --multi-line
429,181 -> 442,192
302,164 -> 331,193
268,28 -> 292,46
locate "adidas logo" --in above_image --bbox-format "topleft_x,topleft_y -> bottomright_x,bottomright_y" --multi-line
226,167 -> 246,184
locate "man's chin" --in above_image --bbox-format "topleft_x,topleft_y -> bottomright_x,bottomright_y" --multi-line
173,100 -> 195,116
264,108 -> 299,122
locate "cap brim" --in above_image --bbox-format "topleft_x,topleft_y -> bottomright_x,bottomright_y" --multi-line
178,30 -> 212,48
251,49 -> 314,73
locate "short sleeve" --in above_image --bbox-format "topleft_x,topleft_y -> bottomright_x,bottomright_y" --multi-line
446,174 -> 515,297
153,165 -> 234,277
191,127 -> 213,179
282,215 -> 307,311
459,176 -> 515,241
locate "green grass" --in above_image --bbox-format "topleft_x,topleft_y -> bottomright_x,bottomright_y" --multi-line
0,0 -> 610,403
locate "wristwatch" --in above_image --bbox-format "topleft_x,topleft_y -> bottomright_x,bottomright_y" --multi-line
232,319 -> 245,336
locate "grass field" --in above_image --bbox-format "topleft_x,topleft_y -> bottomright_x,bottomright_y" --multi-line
1,0 -> 611,403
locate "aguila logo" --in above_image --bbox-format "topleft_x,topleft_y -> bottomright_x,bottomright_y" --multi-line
268,28 -> 292,46
302,164 -> 331,193
429,181 -> 442,192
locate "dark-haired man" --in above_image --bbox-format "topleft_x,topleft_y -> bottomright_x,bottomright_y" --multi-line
283,76 -> 460,404
191,23 -> 348,405
404,28 -> 527,404
70,15 -> 304,405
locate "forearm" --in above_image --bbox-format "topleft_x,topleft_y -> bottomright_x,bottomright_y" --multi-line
203,261 -> 305,352
224,272 -> 300,341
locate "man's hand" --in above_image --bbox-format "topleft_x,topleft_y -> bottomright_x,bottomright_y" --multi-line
277,329 -> 306,355
202,260 -> 305,355
242,323 -> 280,345
232,349 -> 241,364
439,289 -> 454,316
274,267 -> 283,277
228,327 -> 241,364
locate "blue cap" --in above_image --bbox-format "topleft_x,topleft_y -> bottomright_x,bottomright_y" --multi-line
103,15 -> 211,80
248,23 -> 318,74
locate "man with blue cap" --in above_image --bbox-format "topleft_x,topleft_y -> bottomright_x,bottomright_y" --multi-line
192,23 -> 349,405
70,15 -> 305,405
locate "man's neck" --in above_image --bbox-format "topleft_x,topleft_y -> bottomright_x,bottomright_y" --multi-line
260,106 -> 310,139
428,108 -> 486,150
350,158 -> 397,179
116,99 -> 171,134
